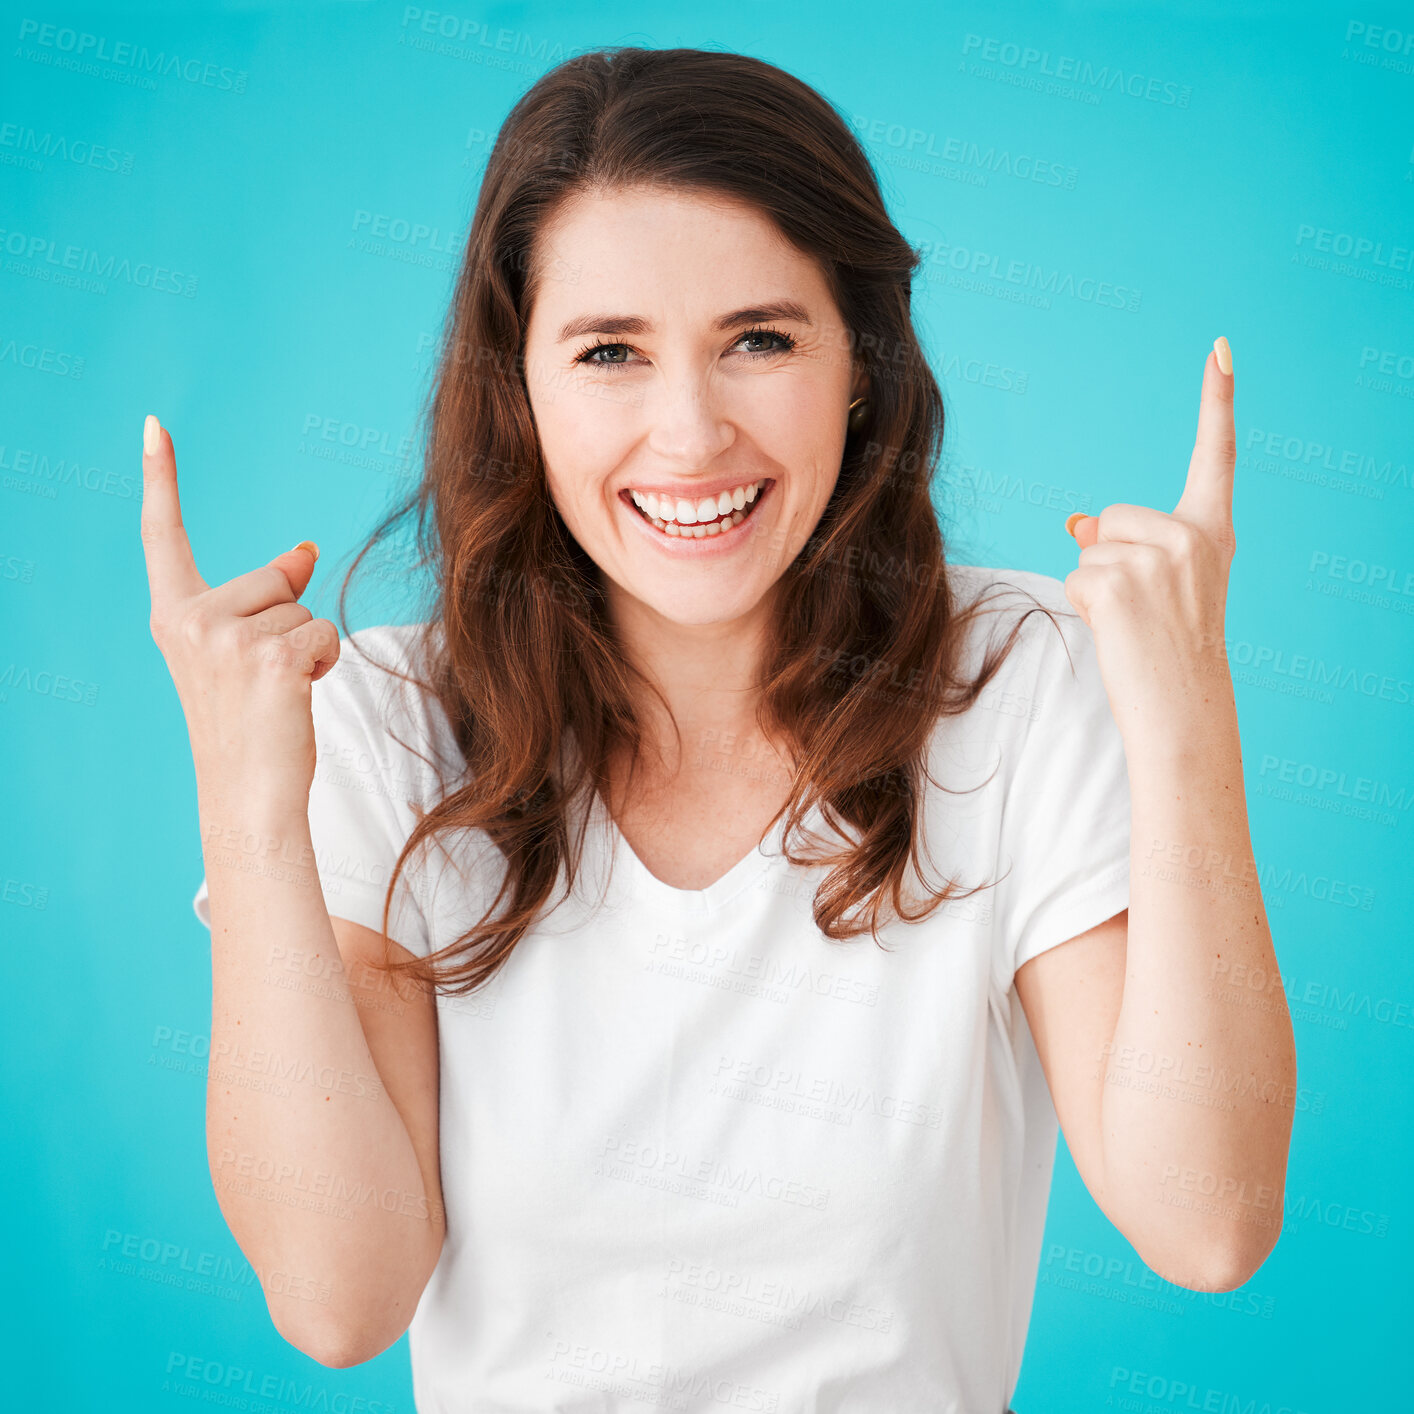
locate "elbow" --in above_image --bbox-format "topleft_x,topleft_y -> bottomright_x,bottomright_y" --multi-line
1221,1228 -> 1283,1291
1125,1202 -> 1283,1294
300,1336 -> 374,1371
274,1311 -> 396,1370
278,1321 -> 375,1370
1146,1229 -> 1279,1294
1182,1248 -> 1263,1294
265,1235 -> 440,1368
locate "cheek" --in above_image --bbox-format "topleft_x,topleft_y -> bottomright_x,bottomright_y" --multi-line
751,375 -> 843,452
758,403 -> 844,502
541,455 -> 619,541
536,383 -> 632,472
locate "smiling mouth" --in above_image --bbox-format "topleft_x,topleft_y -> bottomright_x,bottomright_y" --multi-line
621,480 -> 774,537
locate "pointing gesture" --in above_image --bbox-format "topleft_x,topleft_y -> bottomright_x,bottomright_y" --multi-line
1062,338 -> 1238,737
141,414 -> 340,802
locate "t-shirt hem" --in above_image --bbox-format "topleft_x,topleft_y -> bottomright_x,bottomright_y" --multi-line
191,876 -> 430,957
1006,853 -> 1130,983
320,878 -> 430,957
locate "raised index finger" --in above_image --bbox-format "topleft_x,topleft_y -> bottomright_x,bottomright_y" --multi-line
1173,336 -> 1236,535
140,415 -> 207,608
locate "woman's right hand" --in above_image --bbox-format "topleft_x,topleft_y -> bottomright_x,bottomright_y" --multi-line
140,415 -> 340,804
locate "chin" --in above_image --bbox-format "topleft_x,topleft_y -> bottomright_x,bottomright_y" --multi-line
628,581 -> 769,628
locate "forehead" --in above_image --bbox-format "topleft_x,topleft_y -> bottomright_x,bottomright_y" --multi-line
526,185 -> 833,326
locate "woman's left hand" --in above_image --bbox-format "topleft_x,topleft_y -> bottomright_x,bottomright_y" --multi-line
1063,338 -> 1237,741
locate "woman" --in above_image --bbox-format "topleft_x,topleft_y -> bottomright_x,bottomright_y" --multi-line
150,46 -> 1294,1414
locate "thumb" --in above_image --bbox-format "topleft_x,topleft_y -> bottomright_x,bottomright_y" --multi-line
271,538 -> 320,599
1065,511 -> 1100,549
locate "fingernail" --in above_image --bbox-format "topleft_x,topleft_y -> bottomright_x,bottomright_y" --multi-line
291,539 -> 319,561
1213,336 -> 1233,376
143,414 -> 160,455
1065,511 -> 1087,539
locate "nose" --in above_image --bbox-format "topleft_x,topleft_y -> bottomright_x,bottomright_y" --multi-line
644,375 -> 736,471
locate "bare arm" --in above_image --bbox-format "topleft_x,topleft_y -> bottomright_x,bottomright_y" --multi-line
141,413 -> 443,1365
1018,717 -> 1295,1290
1018,344 -> 1295,1291
202,792 -> 444,1365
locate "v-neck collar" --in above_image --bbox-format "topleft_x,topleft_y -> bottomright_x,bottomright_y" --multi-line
588,788 -> 824,914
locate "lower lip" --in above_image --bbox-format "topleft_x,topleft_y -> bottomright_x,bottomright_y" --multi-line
618,481 -> 775,558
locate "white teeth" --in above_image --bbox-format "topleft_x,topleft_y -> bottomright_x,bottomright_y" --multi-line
655,509 -> 746,537
626,478 -> 769,540
628,479 -> 765,525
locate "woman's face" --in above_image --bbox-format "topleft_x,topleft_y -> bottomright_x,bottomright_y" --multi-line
522,184 -> 865,632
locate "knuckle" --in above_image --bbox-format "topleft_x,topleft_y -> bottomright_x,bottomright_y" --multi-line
252,638 -> 295,673
178,603 -> 216,649
1172,524 -> 1201,560
1140,544 -> 1168,577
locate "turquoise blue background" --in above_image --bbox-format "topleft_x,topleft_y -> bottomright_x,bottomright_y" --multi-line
5,2 -> 1411,1408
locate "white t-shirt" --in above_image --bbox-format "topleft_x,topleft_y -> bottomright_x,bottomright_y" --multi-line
192,563 -> 1131,1414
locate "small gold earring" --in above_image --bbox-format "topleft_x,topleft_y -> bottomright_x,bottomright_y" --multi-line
847,396 -> 870,434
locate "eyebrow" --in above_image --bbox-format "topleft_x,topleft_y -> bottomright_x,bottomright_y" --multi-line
556,299 -> 815,344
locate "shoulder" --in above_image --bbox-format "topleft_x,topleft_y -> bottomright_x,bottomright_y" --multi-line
329,622 -> 435,689
948,560 -> 1072,620
318,621 -> 445,718
924,563 -> 1105,796
946,562 -> 1084,681
316,622 -> 461,769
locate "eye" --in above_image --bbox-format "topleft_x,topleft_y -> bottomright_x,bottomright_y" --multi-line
734,326 -> 797,357
572,340 -> 638,368
570,326 -> 798,370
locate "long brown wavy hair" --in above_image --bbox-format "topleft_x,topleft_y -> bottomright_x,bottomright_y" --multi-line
334,45 -> 1067,997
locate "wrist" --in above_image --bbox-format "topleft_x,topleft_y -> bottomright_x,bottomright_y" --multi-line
1119,700 -> 1244,789
196,774 -> 311,838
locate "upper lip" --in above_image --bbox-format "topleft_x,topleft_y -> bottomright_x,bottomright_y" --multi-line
620,476 -> 773,503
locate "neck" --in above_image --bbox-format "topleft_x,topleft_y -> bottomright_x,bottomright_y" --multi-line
606,582 -> 784,781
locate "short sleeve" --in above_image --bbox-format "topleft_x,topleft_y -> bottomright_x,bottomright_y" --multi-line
191,627 -> 438,958
992,583 -> 1131,992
